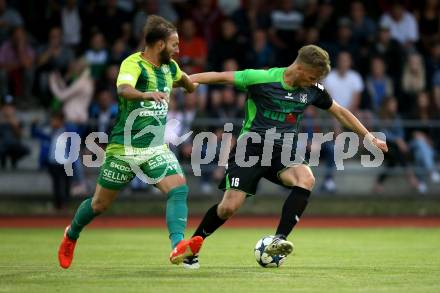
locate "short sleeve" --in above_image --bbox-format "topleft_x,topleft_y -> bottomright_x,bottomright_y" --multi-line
234,69 -> 268,90
170,59 -> 182,81
312,83 -> 333,110
234,70 -> 249,90
116,58 -> 141,87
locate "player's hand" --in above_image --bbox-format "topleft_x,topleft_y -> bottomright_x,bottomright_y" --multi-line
143,92 -> 169,104
186,82 -> 199,93
372,137 -> 388,152
365,133 -> 388,152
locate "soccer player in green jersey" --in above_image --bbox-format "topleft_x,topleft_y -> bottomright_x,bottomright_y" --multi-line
179,45 -> 388,268
58,15 -> 203,269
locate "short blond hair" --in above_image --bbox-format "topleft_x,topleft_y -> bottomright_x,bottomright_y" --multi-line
295,45 -> 331,79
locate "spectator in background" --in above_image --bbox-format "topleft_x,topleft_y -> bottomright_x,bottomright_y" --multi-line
245,29 -> 275,69
380,1 -> 419,49
49,57 -> 94,127
31,111 -> 71,210
178,18 -> 207,74
401,52 -> 426,115
302,0 -> 319,29
132,0 -> 181,44
0,94 -> 29,168
368,23 -> 405,89
61,0 -> 83,49
350,0 -> 376,46
268,0 -> 304,65
218,0 -> 241,16
324,51 -> 364,113
302,105 -> 337,193
49,57 -> 93,196
96,64 -> 119,98
426,40 -> 440,88
36,26 -> 75,106
303,0 -> 337,43
109,38 -> 130,65
222,58 -> 239,72
428,40 -> 440,108
199,127 -> 227,194
323,18 -> 359,67
89,89 -> 117,135
304,27 -> 320,45
191,0 -> 224,45
216,86 -> 243,123
231,0 -> 270,42
408,91 -> 440,192
373,96 -> 420,193
415,0 -> 440,54
0,26 -> 35,106
0,0 -> 24,44
84,32 -> 109,80
179,91 -> 204,162
365,57 -> 394,114
133,0 -> 158,42
181,91 -> 199,137
207,18 -> 247,70
93,0 -> 129,44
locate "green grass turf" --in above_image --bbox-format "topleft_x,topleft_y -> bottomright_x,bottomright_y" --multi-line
0,228 -> 439,293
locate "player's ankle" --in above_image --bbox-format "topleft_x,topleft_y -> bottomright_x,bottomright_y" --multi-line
275,234 -> 287,240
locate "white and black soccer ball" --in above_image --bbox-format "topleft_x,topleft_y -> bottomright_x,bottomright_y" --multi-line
254,235 -> 286,268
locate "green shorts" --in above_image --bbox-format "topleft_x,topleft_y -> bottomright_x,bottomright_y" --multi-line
97,143 -> 184,190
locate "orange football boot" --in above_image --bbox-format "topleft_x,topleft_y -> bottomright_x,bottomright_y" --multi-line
58,226 -> 77,269
169,236 -> 204,265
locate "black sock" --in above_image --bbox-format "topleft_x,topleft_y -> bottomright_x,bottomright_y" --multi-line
275,186 -> 311,238
193,204 -> 227,239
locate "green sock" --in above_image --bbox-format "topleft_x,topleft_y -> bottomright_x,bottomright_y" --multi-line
166,185 -> 189,248
67,198 -> 99,240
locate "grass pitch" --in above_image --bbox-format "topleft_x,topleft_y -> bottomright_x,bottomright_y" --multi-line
1,228 -> 439,293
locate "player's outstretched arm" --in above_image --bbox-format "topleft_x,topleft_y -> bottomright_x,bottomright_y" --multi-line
327,101 -> 388,152
117,84 -> 168,103
190,71 -> 235,85
173,72 -> 197,93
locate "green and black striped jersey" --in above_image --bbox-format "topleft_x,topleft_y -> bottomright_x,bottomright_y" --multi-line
234,68 -> 333,145
111,52 -> 182,148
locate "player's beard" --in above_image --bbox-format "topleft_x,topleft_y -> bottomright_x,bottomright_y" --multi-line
159,49 -> 171,64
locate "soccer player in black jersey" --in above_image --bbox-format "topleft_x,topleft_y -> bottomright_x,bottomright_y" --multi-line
179,45 -> 388,268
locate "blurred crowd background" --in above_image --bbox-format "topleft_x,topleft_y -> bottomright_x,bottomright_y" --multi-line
1,0 -> 440,211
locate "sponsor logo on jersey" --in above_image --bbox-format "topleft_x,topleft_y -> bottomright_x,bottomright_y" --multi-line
139,101 -> 168,117
140,101 -> 168,110
285,113 -> 297,124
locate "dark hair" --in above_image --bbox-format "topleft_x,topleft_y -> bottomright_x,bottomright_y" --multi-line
379,96 -> 397,119
144,15 -> 177,46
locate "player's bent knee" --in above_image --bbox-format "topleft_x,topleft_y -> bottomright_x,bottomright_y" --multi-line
297,173 -> 315,190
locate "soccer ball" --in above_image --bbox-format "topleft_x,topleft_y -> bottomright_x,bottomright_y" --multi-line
254,235 -> 286,268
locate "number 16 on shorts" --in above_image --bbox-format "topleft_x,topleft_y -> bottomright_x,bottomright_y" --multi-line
231,177 -> 240,187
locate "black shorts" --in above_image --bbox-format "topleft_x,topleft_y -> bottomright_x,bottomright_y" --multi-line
218,140 -> 307,196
